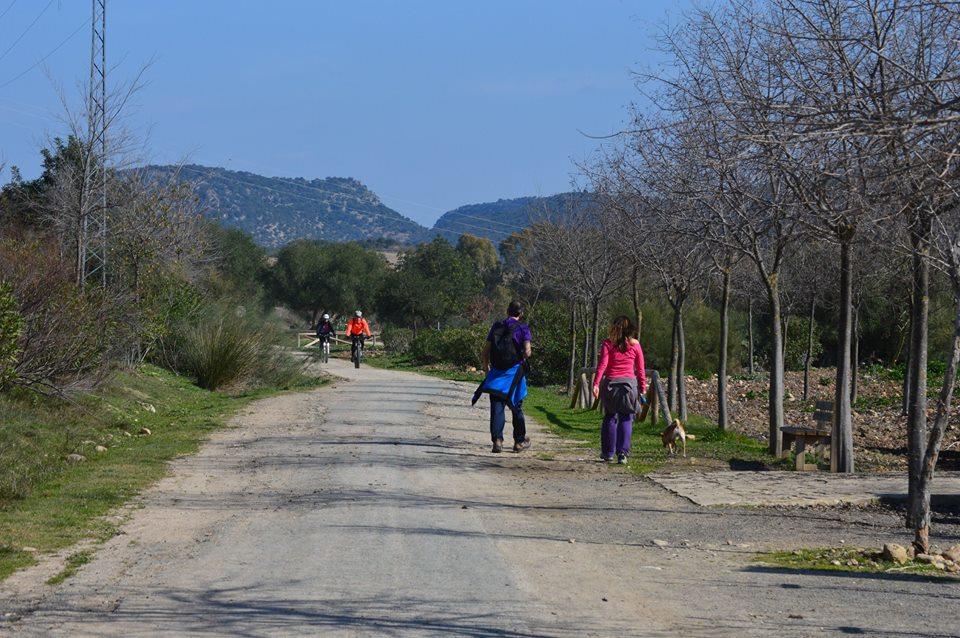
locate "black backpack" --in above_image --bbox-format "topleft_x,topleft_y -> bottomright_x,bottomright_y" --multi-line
489,321 -> 521,370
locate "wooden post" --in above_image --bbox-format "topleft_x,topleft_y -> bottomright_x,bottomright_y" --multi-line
645,384 -> 658,425
795,437 -> 807,471
570,367 -> 598,410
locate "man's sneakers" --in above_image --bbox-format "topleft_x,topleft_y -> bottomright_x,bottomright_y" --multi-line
492,438 -> 530,453
617,453 -> 628,465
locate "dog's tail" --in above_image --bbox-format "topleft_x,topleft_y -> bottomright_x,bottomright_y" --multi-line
686,434 -> 697,440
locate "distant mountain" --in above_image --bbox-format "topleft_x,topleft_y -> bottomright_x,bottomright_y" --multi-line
138,164 -> 428,248
429,192 -> 591,245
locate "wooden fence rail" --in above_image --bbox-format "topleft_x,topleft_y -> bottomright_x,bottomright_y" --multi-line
296,332 -> 382,350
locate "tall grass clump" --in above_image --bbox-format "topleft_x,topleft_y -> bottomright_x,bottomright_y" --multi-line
161,308 -> 306,391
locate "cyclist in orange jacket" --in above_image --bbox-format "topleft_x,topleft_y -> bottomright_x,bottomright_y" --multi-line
346,310 -> 371,338
346,310 -> 372,364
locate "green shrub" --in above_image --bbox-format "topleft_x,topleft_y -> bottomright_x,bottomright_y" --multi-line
410,330 -> 444,363
0,283 -> 23,389
785,318 -> 823,371
0,240 -> 115,391
250,322 -> 311,390
438,328 -> 483,367
410,326 -> 485,368
382,325 -> 414,355
161,308 -> 305,391
526,302 -> 572,385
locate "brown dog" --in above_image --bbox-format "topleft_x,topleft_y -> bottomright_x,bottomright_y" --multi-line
661,418 -> 696,457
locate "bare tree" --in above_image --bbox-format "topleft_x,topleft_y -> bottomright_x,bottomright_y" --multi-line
529,198 -> 624,370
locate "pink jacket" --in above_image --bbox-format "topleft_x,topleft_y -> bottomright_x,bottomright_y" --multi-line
594,339 -> 646,393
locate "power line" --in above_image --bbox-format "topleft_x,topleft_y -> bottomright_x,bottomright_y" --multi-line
0,1 -> 18,22
0,0 -> 54,64
0,20 -> 87,90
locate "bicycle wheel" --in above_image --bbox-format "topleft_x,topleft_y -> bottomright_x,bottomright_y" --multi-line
322,342 -> 329,364
355,345 -> 362,369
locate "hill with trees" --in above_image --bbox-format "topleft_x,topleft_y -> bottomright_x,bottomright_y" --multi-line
429,192 -> 590,244
138,165 -> 429,248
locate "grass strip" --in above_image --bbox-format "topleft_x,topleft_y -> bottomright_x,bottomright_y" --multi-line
369,355 -> 779,473
45,550 -> 92,586
524,386 -> 777,473
0,364 -> 324,582
758,547 -> 958,579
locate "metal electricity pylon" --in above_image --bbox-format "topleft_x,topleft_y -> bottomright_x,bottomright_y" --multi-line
81,0 -> 107,286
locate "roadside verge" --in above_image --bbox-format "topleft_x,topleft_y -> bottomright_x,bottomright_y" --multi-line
0,364 -> 325,583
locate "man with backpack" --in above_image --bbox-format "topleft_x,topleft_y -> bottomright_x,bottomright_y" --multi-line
475,300 -> 532,453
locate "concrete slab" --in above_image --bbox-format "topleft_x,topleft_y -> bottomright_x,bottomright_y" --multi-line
648,470 -> 960,507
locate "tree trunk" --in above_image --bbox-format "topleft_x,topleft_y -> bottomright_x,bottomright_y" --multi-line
668,305 -> 680,412
907,213 -> 931,528
632,264 -> 643,338
803,296 -> 815,402
590,299 -> 601,368
580,304 -> 589,369
748,298 -> 756,375
902,343 -> 912,417
851,306 -> 860,405
718,269 -> 731,430
566,300 -> 577,394
766,277 -> 785,456
75,224 -> 85,286
678,304 -> 688,421
833,237 -> 855,474
782,314 -> 790,360
913,287 -> 960,553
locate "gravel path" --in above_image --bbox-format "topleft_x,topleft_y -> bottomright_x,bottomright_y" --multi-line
1,360 -> 958,637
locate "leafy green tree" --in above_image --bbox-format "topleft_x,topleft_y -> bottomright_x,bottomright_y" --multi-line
0,136 -> 86,232
457,233 -> 498,273
265,240 -> 388,323
206,225 -> 267,299
377,237 -> 482,329
457,233 -> 502,293
317,242 -> 388,316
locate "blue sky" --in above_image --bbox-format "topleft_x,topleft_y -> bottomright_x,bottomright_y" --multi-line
0,1 -> 687,226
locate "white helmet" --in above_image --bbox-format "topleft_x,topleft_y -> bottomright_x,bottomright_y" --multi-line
322,313 -> 330,321
355,310 -> 362,318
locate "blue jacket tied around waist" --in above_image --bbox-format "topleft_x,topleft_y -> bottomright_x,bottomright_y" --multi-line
472,362 -> 528,408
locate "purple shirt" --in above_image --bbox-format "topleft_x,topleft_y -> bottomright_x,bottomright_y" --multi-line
487,317 -> 532,355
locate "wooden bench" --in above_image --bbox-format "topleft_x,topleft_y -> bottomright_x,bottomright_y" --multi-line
781,400 -> 833,471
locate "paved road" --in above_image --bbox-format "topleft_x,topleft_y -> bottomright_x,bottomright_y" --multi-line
2,359 -> 959,636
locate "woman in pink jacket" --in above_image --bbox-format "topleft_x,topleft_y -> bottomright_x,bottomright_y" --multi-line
592,315 -> 646,464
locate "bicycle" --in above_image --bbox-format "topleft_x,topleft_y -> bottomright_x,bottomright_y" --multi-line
317,334 -> 331,364
351,335 -> 364,369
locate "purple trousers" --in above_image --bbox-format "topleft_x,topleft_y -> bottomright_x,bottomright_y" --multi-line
601,412 -> 634,459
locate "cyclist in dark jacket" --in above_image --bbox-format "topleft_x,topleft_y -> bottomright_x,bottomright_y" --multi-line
316,314 -> 335,341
